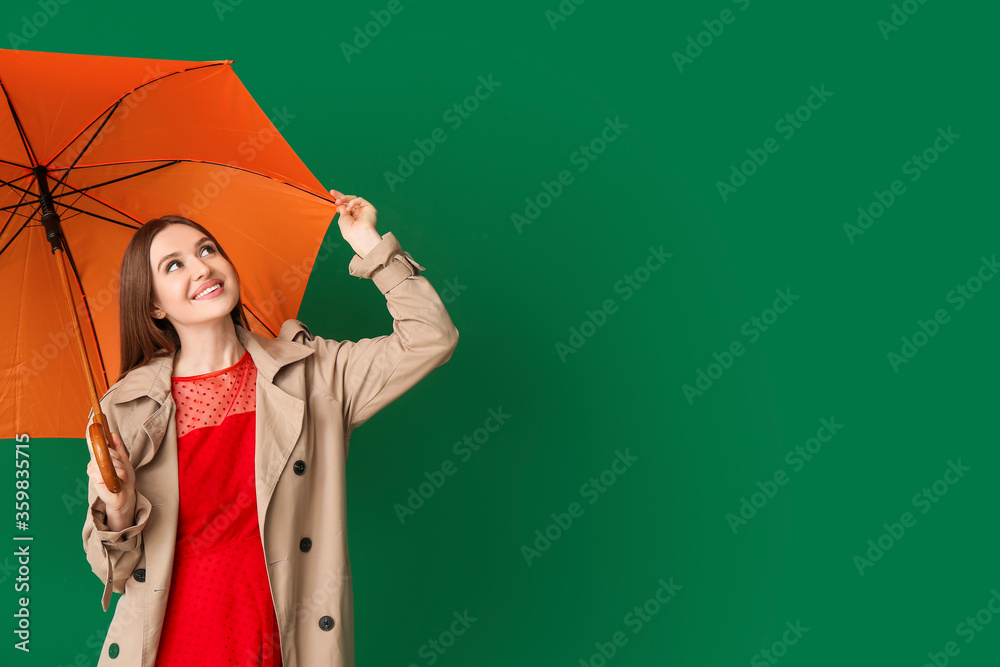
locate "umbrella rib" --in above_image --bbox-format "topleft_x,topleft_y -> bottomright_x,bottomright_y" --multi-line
0,161 -> 169,213
65,189 -> 144,226
242,304 -> 277,338
50,158 -> 335,205
47,161 -> 180,200
0,186 -> 31,243
55,201 -> 141,229
47,183 -> 102,224
58,232 -> 111,391
0,170 -> 41,257
45,167 -> 148,227
0,198 -> 40,213
46,100 -> 123,196
0,176 -> 35,199
0,157 -> 31,169
0,206 -> 37,258
45,61 -> 231,168
0,78 -> 39,167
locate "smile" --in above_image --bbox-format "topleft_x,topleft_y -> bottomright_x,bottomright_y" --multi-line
193,283 -> 224,300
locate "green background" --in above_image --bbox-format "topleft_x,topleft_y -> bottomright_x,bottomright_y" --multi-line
2,0 -> 998,665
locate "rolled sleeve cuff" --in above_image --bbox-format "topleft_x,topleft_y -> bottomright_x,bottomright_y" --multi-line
91,493 -> 152,551
348,232 -> 426,294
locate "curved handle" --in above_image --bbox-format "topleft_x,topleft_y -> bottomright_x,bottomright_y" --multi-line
88,418 -> 122,494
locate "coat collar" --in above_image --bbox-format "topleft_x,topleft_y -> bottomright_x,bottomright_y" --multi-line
112,321 -> 314,407
110,321 -> 315,472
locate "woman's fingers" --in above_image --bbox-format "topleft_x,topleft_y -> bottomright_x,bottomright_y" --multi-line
97,433 -> 133,484
89,453 -> 123,480
330,189 -> 360,208
106,443 -> 123,466
111,435 -> 133,474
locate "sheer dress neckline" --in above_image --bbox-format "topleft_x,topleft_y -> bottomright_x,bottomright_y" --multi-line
172,350 -> 250,382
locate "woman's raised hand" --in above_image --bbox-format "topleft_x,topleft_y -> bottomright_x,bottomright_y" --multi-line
329,189 -> 383,257
330,189 -> 377,234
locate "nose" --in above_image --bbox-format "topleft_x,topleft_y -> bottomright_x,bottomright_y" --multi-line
189,254 -> 211,281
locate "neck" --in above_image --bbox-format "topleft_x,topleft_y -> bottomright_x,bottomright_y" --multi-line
172,320 -> 245,377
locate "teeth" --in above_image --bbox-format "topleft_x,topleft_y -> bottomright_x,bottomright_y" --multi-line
194,284 -> 221,299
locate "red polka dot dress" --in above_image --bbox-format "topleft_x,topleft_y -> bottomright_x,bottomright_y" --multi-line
155,350 -> 283,667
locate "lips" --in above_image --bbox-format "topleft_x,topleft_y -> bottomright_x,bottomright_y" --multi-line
192,279 -> 224,300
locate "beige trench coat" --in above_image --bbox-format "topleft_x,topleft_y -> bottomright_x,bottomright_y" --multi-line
81,232 -> 459,667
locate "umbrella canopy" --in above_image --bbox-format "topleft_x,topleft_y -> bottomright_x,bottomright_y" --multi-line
0,48 -> 337,440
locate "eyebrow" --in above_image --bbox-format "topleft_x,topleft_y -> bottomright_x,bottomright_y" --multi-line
157,236 -> 213,272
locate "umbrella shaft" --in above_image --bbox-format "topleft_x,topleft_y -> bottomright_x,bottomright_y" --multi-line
33,166 -> 62,253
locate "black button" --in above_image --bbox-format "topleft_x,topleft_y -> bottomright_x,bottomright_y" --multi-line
319,615 -> 334,631
300,537 -> 312,552
133,568 -> 145,582
293,460 -> 306,475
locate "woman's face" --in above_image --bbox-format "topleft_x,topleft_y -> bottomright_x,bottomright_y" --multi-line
148,224 -> 240,328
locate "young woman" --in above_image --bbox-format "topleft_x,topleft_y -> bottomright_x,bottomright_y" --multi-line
82,190 -> 459,667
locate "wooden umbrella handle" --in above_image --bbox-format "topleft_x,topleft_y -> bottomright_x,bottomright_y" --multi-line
88,413 -> 122,494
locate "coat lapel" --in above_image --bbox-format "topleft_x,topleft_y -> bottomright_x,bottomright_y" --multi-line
243,324 -> 316,531
111,324 -> 315,515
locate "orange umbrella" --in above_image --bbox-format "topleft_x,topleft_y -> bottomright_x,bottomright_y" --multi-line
0,48 -> 337,491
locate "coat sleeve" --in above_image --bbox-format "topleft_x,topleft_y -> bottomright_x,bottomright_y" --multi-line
81,403 -> 153,612
295,231 -> 459,440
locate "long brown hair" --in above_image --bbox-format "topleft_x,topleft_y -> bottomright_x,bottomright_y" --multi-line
117,215 -> 250,381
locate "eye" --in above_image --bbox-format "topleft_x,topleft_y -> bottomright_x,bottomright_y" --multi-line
166,244 -> 216,273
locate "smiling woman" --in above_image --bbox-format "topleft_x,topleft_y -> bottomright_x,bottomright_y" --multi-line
117,215 -> 251,380
81,197 -> 459,667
